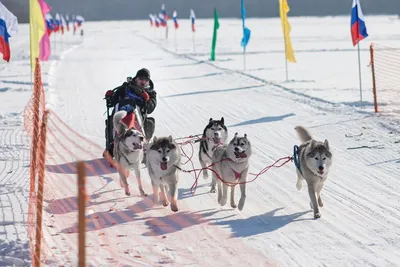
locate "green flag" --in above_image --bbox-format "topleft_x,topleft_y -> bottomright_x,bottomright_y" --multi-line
210,8 -> 219,61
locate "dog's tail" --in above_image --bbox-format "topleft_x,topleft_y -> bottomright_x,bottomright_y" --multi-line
295,126 -> 312,142
113,110 -> 128,135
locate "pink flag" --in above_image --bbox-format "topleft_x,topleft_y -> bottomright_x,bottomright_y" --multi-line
38,0 -> 51,60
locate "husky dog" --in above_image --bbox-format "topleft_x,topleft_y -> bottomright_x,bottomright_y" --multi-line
146,136 -> 181,212
199,117 -> 228,180
113,110 -> 147,196
295,126 -> 332,219
211,133 -> 252,211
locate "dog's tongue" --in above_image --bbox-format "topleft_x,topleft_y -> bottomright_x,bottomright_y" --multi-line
236,152 -> 247,158
160,162 -> 168,170
133,143 -> 142,150
213,137 -> 221,144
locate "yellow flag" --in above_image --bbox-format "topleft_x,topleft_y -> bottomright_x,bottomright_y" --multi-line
279,0 -> 296,63
29,0 -> 46,71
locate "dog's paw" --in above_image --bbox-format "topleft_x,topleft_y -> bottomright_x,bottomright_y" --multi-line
125,189 -> 131,196
238,198 -> 245,211
220,198 -> 227,206
162,201 -> 169,207
171,205 -> 178,212
139,189 -> 148,197
314,212 -> 321,219
296,180 -> 302,190
210,187 -> 216,193
230,203 -> 237,209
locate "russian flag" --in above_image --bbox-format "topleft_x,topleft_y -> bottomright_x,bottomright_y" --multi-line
351,0 -> 368,46
54,13 -> 61,32
0,2 -> 17,62
0,19 -> 10,61
158,13 -> 167,27
172,10 -> 179,29
190,9 -> 196,32
45,14 -> 54,36
149,14 -> 154,27
155,17 -> 160,28
65,14 -> 70,31
75,15 -> 84,27
161,4 -> 168,20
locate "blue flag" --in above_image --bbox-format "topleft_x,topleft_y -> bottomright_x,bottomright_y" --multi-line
241,0 -> 251,48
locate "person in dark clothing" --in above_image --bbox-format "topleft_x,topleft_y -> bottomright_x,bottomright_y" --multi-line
104,68 -> 157,157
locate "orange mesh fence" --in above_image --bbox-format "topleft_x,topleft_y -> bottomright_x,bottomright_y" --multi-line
370,43 -> 400,114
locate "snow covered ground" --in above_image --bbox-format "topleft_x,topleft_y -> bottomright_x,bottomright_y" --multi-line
1,15 -> 400,266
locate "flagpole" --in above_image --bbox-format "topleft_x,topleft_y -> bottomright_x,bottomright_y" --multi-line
192,32 -> 195,53
284,43 -> 288,81
357,43 -> 363,105
174,28 -> 177,52
243,47 -> 246,70
281,2 -> 289,81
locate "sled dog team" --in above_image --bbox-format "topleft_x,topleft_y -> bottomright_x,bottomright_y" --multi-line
113,111 -> 332,219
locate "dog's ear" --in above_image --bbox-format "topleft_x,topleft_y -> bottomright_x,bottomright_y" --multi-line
168,135 -> 173,142
124,129 -> 133,138
209,118 -> 213,122
153,136 -> 158,143
324,139 -> 330,151
234,132 -> 238,138
221,117 -> 224,125
244,133 -> 247,139
310,139 -> 316,149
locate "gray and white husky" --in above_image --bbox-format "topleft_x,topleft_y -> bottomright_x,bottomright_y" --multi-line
295,126 -> 333,219
199,117 -> 228,180
113,110 -> 147,196
211,133 -> 252,211
146,135 -> 181,212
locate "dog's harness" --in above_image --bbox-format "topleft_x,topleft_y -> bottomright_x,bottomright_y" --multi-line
232,169 -> 241,180
293,145 -> 303,176
226,157 -> 245,181
203,140 -> 224,160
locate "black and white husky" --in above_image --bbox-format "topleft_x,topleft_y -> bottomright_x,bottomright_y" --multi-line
198,117 -> 228,180
295,126 -> 333,219
113,110 -> 147,196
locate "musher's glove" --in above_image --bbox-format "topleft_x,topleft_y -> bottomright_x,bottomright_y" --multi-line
140,92 -> 150,101
105,90 -> 113,99
148,90 -> 157,98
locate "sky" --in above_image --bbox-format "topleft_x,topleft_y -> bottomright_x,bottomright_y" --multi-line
4,0 -> 400,23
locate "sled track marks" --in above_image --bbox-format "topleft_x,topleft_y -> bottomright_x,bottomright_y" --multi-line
0,126 -> 30,242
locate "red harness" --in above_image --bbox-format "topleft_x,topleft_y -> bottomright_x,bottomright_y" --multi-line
232,169 -> 241,180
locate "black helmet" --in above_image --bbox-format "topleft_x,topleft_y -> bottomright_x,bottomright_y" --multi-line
135,68 -> 150,80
